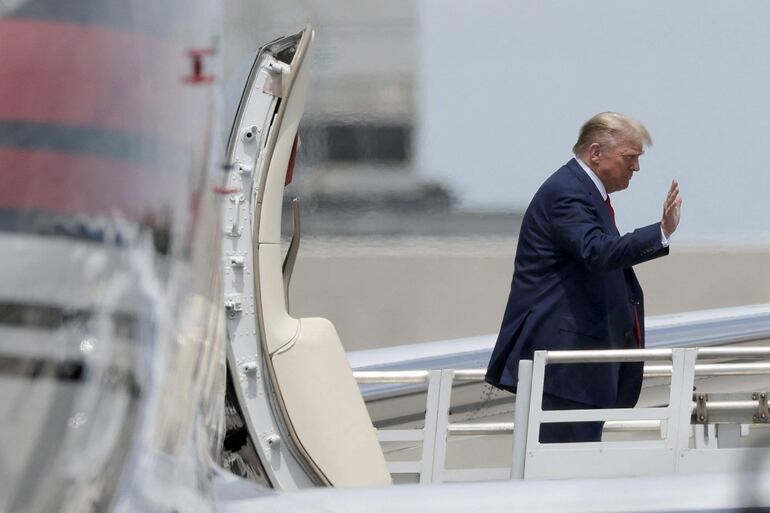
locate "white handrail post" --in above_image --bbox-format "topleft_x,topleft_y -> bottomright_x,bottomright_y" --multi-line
523,351 -> 548,478
510,359 -> 533,479
430,369 -> 455,483
666,348 -> 698,472
419,369 -> 443,483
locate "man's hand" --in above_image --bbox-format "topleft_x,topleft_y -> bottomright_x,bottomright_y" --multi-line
661,180 -> 682,239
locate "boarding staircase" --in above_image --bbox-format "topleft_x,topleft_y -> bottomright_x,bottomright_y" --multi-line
355,347 -> 770,483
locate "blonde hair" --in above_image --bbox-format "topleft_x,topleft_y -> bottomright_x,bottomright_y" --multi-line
573,112 -> 652,155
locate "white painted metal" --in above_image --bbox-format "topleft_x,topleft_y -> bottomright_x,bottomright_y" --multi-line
225,27 -> 391,488
693,362 -> 770,375
694,424 -> 719,449
670,349 -> 699,455
699,347 -> 770,358
357,362 -> 770,383
420,370 -> 443,483
517,348 -> 770,480
538,407 -> 669,423
372,370 -> 442,483
222,31 -> 315,490
360,346 -> 770,483
428,370 -> 454,483
545,348 -> 675,363
645,362 -> 770,377
443,420 -> 662,436
448,422 -> 513,435
716,424 -> 742,448
520,350 -> 692,480
510,359 -> 532,480
545,347 -> 770,364
707,400 -> 763,411
355,371 -> 429,384
603,420 -> 663,432
453,369 -> 486,381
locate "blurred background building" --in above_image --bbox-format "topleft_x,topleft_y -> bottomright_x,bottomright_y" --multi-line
224,0 -> 521,236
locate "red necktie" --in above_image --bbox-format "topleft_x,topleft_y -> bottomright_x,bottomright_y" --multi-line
606,196 -> 642,348
633,305 -> 642,348
605,196 -> 615,226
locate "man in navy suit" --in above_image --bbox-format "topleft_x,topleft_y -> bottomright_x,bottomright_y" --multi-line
485,112 -> 682,443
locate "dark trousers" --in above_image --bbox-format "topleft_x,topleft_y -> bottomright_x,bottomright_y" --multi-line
538,393 -> 604,443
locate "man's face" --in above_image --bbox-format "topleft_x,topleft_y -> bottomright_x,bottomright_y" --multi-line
591,138 -> 644,193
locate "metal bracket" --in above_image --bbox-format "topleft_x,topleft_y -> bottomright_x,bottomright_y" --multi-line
695,393 -> 709,424
262,56 -> 290,97
224,295 -> 242,316
265,60 -> 291,75
229,255 -> 245,268
241,125 -> 260,143
228,194 -> 245,237
241,360 -> 259,375
752,392 -> 768,423
237,160 -> 254,177
260,432 -> 282,459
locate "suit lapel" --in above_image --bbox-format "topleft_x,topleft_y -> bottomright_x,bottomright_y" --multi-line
566,158 -> 618,235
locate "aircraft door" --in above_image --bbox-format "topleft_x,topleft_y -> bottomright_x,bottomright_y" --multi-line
222,27 -> 390,488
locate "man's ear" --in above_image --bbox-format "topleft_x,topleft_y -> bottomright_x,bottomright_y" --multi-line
588,143 -> 601,164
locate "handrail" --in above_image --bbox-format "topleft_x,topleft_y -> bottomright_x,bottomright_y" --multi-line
453,369 -> 485,381
366,347 -> 770,484
354,370 -> 429,384
546,347 -> 770,364
545,348 -> 674,363
446,420 -> 664,436
355,361 -> 770,384
647,362 -> 770,377
698,347 -> 770,358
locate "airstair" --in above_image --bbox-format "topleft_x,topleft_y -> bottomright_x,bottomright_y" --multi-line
355,347 -> 770,483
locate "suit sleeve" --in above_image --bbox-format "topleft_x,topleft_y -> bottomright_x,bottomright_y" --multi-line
549,191 -> 668,272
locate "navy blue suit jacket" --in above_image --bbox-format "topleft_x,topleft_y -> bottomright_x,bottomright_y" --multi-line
485,158 -> 669,407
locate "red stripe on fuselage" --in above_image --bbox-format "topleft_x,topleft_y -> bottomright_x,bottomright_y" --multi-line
0,148 -> 176,221
0,19 -> 187,141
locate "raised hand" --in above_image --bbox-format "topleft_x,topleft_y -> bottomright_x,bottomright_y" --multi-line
661,180 -> 682,238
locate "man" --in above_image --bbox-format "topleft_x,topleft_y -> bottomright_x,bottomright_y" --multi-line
485,112 -> 682,443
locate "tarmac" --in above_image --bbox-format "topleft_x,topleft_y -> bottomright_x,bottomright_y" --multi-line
288,236 -> 770,351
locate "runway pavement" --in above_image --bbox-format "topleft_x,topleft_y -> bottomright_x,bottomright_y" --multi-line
288,236 -> 770,351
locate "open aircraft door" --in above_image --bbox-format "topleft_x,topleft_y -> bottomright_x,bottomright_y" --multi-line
221,27 -> 391,489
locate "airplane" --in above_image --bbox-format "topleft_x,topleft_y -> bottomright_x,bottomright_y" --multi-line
1,2 -> 228,511
2,5 -> 770,511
